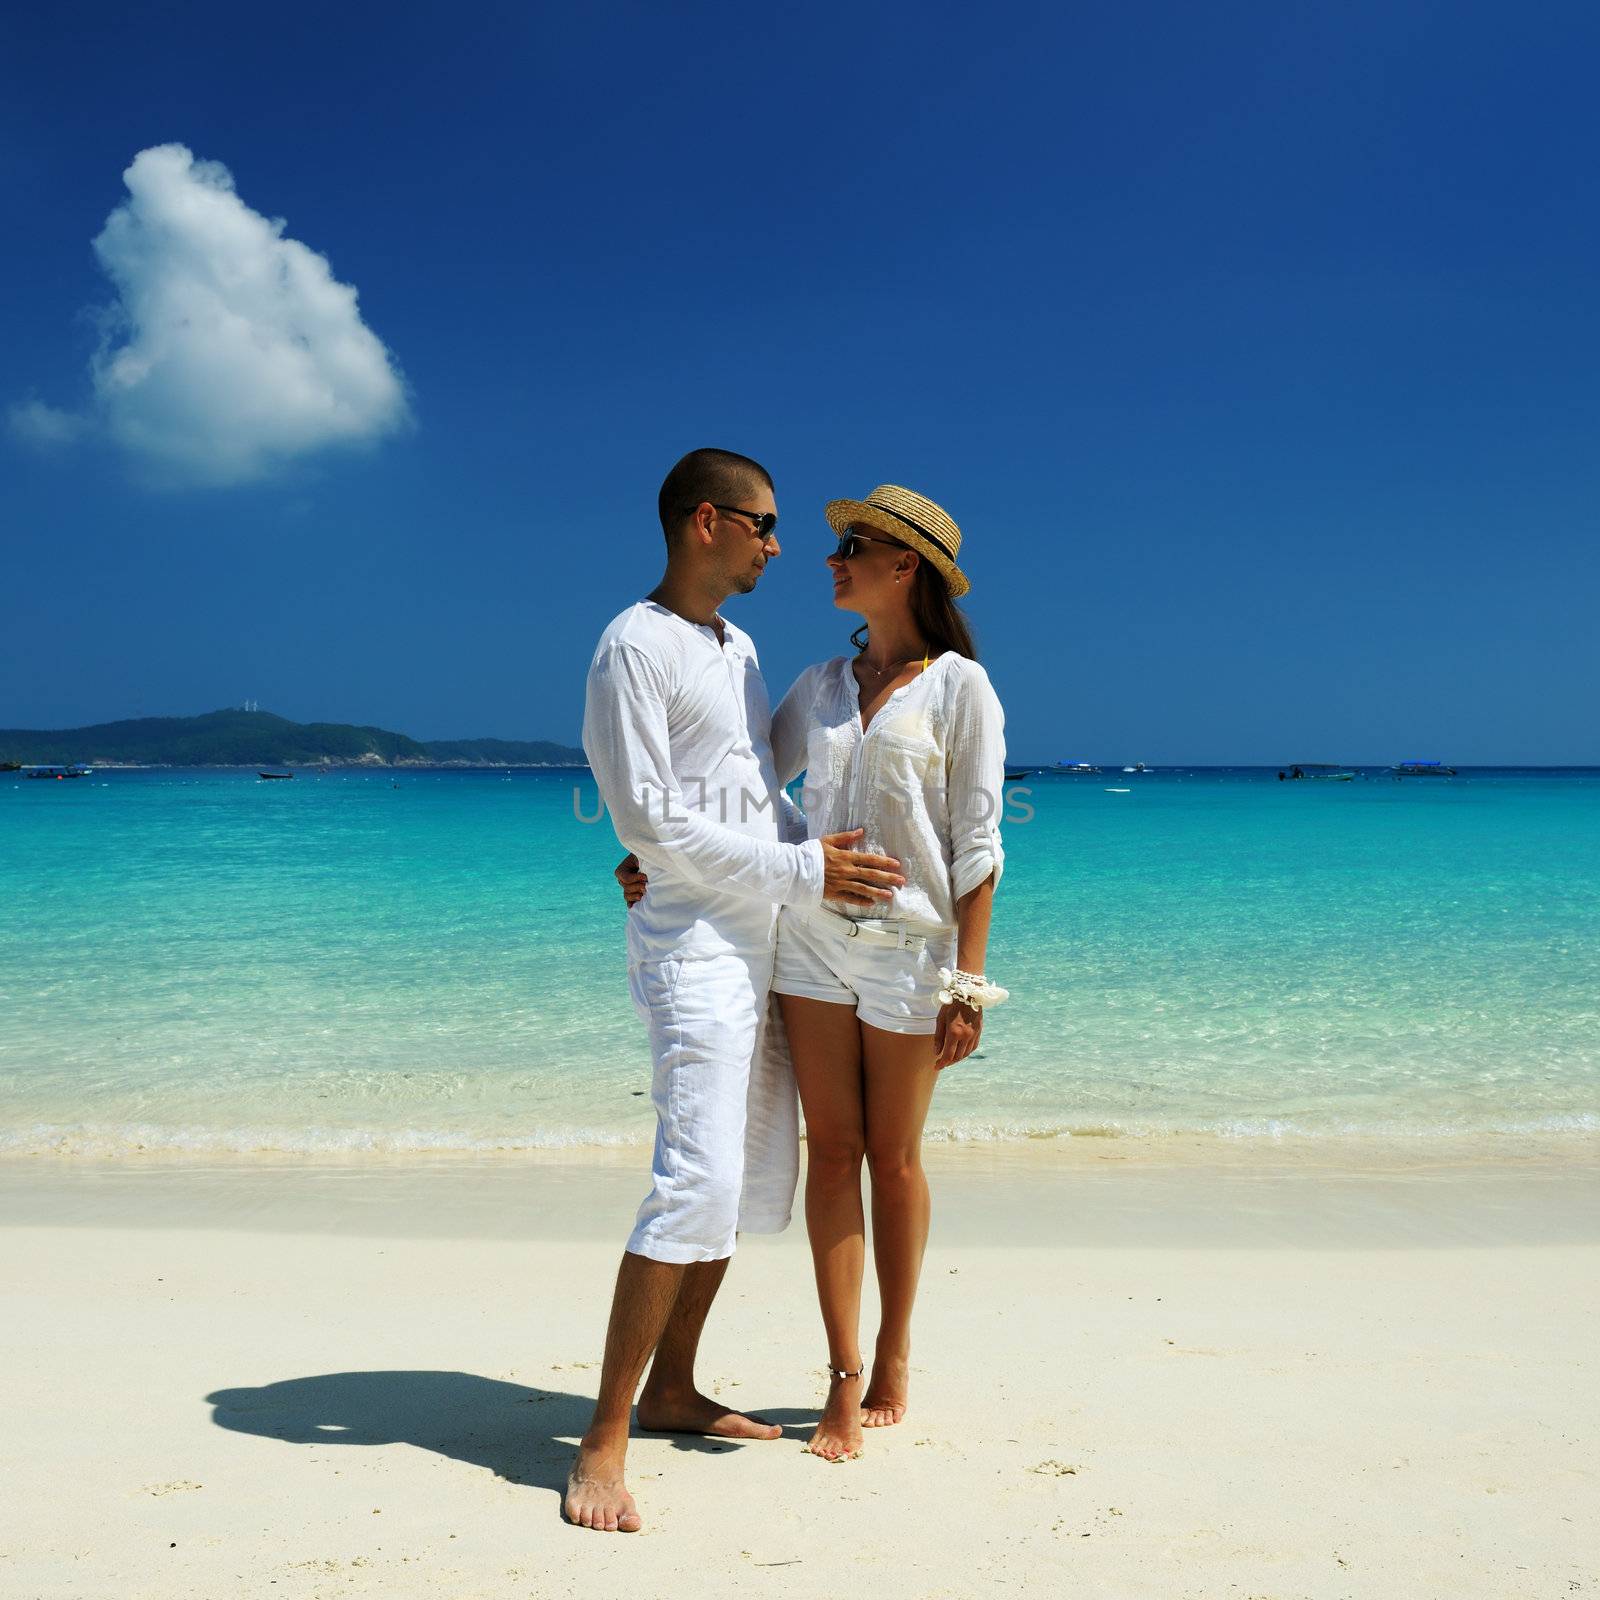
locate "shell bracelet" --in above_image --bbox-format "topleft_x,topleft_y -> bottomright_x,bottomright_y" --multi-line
936,967 -> 1010,1008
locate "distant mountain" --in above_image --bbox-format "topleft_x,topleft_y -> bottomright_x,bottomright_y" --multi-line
421,736 -> 589,765
0,710 -> 586,768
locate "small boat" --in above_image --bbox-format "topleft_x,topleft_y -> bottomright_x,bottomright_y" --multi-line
1280,764 -> 1356,781
1004,768 -> 1033,781
1121,762 -> 1149,774
1392,761 -> 1457,778
1053,760 -> 1102,774
24,764 -> 92,780
259,771 -> 294,780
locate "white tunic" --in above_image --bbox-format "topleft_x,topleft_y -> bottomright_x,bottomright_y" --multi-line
583,601 -> 824,961
771,653 -> 1006,932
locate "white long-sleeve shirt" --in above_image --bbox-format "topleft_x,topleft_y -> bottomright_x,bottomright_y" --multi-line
772,653 -> 1005,932
583,601 -> 825,961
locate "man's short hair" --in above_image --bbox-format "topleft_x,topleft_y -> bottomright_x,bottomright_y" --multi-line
658,448 -> 773,545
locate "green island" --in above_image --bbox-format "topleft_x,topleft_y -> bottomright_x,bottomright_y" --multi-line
0,709 -> 586,768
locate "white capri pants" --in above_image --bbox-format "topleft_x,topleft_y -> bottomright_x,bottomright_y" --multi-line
626,947 -> 799,1263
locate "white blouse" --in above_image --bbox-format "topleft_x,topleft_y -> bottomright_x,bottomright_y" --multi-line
771,653 -> 1006,932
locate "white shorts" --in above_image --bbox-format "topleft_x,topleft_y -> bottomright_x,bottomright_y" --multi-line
771,907 -> 956,1036
626,948 -> 798,1264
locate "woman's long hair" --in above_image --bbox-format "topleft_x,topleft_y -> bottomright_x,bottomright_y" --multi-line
851,550 -> 977,661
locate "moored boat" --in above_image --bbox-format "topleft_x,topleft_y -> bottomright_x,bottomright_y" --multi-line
1280,763 -> 1356,781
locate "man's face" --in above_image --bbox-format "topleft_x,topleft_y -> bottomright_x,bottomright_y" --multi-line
711,481 -> 780,595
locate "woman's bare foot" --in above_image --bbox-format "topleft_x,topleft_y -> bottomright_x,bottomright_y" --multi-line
564,1437 -> 641,1532
861,1349 -> 909,1427
807,1370 -> 865,1462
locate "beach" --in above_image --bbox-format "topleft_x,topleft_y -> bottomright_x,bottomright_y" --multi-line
5,768 -> 1598,1594
13,7 -> 1600,1591
4,1138 -> 1596,1599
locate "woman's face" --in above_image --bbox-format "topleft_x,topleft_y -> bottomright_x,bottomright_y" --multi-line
827,525 -> 914,613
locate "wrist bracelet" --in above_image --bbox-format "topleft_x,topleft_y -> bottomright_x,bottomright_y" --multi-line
936,967 -> 1010,1008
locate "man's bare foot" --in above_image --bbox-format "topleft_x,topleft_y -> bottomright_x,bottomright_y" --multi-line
807,1371 -> 864,1462
564,1440 -> 641,1533
861,1350 -> 909,1427
636,1386 -> 781,1440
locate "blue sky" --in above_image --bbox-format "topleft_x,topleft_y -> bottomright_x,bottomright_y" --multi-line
3,0 -> 1597,763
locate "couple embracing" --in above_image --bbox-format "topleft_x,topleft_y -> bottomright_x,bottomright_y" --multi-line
568,448 -> 1008,1532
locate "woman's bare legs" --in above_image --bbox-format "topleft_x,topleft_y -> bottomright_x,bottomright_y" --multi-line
860,1022 -> 941,1427
778,993 -> 868,1461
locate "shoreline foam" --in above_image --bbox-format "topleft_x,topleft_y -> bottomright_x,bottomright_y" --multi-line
3,1115 -> 1596,1163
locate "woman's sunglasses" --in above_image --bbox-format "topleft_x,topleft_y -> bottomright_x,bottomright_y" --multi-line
832,526 -> 906,561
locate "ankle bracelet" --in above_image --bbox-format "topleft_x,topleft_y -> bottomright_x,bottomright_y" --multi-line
826,1362 -> 864,1381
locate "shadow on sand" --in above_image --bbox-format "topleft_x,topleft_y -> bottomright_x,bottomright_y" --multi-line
206,1371 -> 813,1512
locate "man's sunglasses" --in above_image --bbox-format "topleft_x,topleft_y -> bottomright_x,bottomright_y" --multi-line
686,503 -> 779,540
832,526 -> 906,561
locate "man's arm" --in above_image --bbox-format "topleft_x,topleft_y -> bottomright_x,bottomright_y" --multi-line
584,642 -> 903,907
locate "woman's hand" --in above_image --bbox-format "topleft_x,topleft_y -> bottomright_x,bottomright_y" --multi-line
615,853 -> 648,907
933,1000 -> 982,1069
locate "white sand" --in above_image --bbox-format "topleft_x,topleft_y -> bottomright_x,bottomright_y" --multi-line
2,1142 -> 1596,1599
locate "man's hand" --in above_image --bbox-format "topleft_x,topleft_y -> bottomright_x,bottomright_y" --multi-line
820,828 -> 905,906
933,1001 -> 982,1070
615,853 -> 648,908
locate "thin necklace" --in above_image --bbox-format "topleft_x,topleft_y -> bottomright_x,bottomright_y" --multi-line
857,647 -> 931,677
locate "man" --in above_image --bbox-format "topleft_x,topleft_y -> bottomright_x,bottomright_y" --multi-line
567,448 -> 904,1532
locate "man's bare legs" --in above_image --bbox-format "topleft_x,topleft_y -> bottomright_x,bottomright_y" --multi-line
779,994 -> 869,1462
565,1251 -> 682,1531
566,1254 -> 678,1529
860,1023 -> 940,1427
565,1251 -> 782,1532
637,1256 -> 782,1439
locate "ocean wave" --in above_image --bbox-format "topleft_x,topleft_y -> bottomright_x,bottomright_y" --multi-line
2,1110 -> 1596,1158
922,1112 -> 1600,1142
0,1122 -> 649,1158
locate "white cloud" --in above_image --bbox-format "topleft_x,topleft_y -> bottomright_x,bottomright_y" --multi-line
16,144 -> 409,485
7,399 -> 85,446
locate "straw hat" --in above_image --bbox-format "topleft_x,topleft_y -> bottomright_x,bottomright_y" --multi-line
823,484 -> 970,598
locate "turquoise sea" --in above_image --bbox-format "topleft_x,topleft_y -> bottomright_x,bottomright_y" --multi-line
2,767 -> 1596,1155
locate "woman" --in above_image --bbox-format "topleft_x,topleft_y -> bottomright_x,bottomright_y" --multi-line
766,484 -> 1006,1461
617,483 -> 1007,1463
